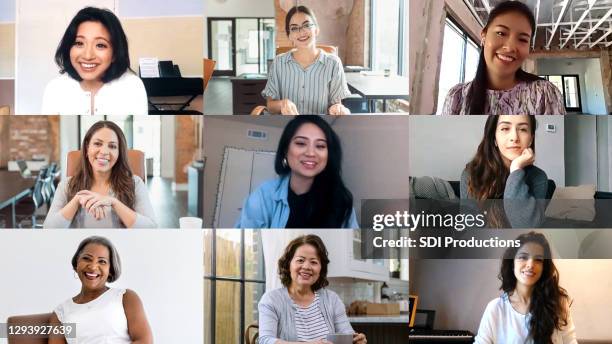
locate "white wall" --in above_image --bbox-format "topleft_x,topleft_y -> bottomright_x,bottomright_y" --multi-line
202,0 -> 275,56
410,258 -> 612,340
160,116 -> 175,179
16,0 -> 116,114
0,229 -> 203,344
536,58 -> 606,115
408,116 -> 566,186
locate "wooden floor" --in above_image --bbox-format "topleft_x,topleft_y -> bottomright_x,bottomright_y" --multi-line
147,176 -> 189,229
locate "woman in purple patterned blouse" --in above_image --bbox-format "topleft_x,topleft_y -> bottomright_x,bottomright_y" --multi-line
441,1 -> 566,115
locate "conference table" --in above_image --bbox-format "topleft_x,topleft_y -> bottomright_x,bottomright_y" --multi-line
345,73 -> 409,112
0,171 -> 35,228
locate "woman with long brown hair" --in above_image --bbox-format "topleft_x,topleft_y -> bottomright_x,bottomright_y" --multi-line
461,115 -> 548,227
44,121 -> 156,228
475,232 -> 576,343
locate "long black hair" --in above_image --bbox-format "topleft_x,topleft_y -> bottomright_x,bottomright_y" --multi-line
275,116 -> 353,228
55,7 -> 131,83
499,232 -> 570,344
468,1 -> 543,114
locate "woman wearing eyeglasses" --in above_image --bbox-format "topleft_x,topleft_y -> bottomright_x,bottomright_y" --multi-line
262,5 -> 352,115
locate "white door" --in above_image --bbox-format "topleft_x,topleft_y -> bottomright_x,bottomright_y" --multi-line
214,147 -> 276,228
16,0 -> 116,113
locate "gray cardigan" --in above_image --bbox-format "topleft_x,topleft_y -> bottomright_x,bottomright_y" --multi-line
460,165 -> 549,228
43,176 -> 157,228
257,287 -> 354,344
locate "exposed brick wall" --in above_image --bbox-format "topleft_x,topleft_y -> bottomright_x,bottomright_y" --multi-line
0,116 -> 59,168
175,115 -> 196,184
274,0 -> 367,65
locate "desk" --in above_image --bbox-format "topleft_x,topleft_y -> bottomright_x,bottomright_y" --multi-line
0,171 -> 35,228
142,77 -> 204,114
345,73 -> 409,112
231,74 -> 267,114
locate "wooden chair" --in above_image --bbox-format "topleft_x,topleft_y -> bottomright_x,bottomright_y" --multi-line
244,322 -> 259,344
7,313 -> 53,344
66,150 -> 146,183
275,44 -> 338,55
203,58 -> 216,91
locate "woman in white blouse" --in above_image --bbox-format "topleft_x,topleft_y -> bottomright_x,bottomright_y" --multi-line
475,231 -> 577,344
42,7 -> 147,116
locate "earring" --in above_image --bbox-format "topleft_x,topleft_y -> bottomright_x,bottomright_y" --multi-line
494,141 -> 498,147
282,157 -> 288,168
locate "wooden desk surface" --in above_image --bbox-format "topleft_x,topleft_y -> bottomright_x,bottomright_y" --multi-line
0,171 -> 35,209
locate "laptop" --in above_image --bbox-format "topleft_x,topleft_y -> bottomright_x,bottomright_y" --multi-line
16,160 -> 33,178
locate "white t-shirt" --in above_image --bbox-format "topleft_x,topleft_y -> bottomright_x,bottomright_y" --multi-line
42,71 -> 148,115
474,294 -> 577,344
54,288 -> 131,344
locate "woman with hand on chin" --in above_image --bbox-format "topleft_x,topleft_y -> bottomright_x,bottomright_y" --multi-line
475,232 -> 576,343
461,115 -> 548,227
258,235 -> 367,344
43,121 -> 156,228
42,7 -> 147,115
262,6 -> 352,115
49,236 -> 153,344
442,1 -> 565,115
236,115 -> 357,228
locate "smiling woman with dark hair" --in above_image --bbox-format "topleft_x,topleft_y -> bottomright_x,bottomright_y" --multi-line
43,121 -> 156,228
258,234 -> 366,344
48,236 -> 153,344
475,232 -> 576,343
235,115 -> 357,228
42,7 -> 147,115
441,1 -> 565,115
262,5 -> 351,115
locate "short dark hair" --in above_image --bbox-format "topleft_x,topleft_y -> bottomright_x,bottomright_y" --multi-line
55,7 -> 131,83
285,5 -> 318,36
71,236 -> 122,283
278,234 -> 329,291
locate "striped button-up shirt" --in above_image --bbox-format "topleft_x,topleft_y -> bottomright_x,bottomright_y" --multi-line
262,50 -> 352,115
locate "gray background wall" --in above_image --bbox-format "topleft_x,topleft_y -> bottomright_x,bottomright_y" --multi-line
408,116 -> 566,186
202,116 -> 410,228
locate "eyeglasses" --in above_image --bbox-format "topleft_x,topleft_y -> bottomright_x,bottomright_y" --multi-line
289,23 -> 316,34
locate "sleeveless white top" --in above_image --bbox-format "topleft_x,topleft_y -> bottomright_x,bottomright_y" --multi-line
54,288 -> 131,344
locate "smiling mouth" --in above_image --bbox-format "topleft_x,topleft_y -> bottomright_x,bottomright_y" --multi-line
521,270 -> 535,277
299,271 -> 312,279
301,161 -> 317,169
79,62 -> 99,71
496,53 -> 516,63
96,157 -> 109,166
84,272 -> 100,280
297,36 -> 310,42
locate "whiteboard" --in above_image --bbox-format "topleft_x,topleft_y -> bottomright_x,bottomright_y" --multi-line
16,0 -> 116,114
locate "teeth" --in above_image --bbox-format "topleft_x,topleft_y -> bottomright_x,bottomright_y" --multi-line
81,63 -> 96,68
497,54 -> 515,62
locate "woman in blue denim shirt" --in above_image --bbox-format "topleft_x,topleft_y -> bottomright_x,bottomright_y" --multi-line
236,116 -> 358,228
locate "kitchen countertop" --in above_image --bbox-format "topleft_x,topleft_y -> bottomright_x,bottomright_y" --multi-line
348,315 -> 410,323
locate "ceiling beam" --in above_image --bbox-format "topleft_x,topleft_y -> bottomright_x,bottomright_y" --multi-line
533,0 -> 541,48
480,0 -> 491,13
560,0 -> 598,49
546,0 -> 574,49
589,25 -> 612,47
577,6 -> 612,46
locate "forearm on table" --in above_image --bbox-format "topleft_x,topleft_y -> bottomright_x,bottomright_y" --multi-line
111,198 -> 137,228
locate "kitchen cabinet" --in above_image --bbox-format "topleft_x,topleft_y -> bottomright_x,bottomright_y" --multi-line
262,229 -> 389,291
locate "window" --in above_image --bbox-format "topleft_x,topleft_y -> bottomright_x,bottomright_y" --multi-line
204,229 -> 265,344
437,18 -> 480,114
371,0 -> 408,76
540,75 -> 583,112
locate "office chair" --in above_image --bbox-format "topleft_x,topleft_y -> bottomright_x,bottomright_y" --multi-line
14,168 -> 47,228
244,322 -> 259,344
203,58 -> 216,91
275,44 -> 338,55
66,150 -> 146,183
